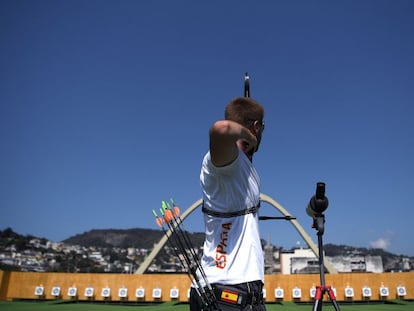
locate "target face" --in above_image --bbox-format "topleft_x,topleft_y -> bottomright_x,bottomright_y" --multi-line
397,286 -> 407,296
345,288 -> 354,297
101,288 -> 110,297
275,288 -> 284,298
118,288 -> 127,297
170,288 -> 179,298
292,288 -> 301,298
34,286 -> 44,296
85,287 -> 94,297
380,287 -> 389,297
68,287 -> 77,297
136,288 -> 145,298
310,288 -> 316,298
51,287 -> 60,296
152,288 -> 162,298
362,287 -> 371,297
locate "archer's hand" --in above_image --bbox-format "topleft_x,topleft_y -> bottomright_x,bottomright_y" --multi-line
237,136 -> 257,157
210,120 -> 257,166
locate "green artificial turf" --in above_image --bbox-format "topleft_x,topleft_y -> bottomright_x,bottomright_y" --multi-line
0,300 -> 413,311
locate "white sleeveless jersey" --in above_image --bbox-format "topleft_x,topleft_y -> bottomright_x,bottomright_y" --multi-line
198,150 -> 264,285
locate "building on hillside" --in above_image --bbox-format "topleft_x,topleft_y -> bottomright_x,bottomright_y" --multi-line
328,255 -> 383,273
264,238 -> 281,274
280,248 -> 318,274
280,248 -> 384,274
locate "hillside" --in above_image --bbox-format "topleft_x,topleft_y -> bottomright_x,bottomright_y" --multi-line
1,227 -> 412,273
62,228 -> 413,272
62,228 -> 206,250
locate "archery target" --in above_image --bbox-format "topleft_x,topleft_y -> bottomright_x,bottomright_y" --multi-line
68,287 -> 77,297
362,287 -> 371,297
118,288 -> 128,298
51,286 -> 60,297
85,287 -> 94,297
275,288 -> 284,298
380,286 -> 389,297
101,288 -> 111,297
345,287 -> 354,298
136,288 -> 145,298
170,288 -> 179,298
85,287 -> 93,297
397,286 -> 407,296
152,288 -> 162,298
34,286 -> 44,296
292,287 -> 302,298
310,287 -> 316,298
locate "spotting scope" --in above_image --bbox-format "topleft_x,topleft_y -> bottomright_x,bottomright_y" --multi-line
306,182 -> 329,217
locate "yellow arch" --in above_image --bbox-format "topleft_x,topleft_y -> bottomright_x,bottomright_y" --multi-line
136,194 -> 337,274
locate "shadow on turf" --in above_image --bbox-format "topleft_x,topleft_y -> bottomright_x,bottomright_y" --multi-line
12,298 -> 414,307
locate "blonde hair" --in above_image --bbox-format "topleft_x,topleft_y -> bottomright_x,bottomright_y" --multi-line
224,97 -> 265,126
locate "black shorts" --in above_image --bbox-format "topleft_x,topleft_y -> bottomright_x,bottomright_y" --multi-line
189,280 -> 266,311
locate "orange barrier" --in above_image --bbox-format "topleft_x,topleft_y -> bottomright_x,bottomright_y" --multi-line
0,270 -> 412,302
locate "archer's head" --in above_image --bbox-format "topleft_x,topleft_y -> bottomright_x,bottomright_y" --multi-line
225,97 -> 265,154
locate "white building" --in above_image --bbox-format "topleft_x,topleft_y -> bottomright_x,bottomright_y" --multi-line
280,248 -> 317,274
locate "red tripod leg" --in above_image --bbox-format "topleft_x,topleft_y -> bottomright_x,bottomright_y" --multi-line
312,286 -> 323,311
326,286 -> 341,311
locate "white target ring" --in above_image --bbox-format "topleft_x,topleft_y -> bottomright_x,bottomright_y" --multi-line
118,288 -> 128,298
136,288 -> 145,298
101,288 -> 111,297
362,287 -> 371,297
310,287 -> 316,298
51,286 -> 61,297
380,287 -> 389,297
397,286 -> 407,296
85,287 -> 94,297
170,288 -> 179,298
152,288 -> 162,298
68,287 -> 77,297
275,288 -> 284,298
345,287 -> 354,298
292,287 -> 302,298
34,286 -> 44,296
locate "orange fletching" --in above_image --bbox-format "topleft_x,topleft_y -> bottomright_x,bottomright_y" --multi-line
164,209 -> 174,223
173,206 -> 180,217
155,217 -> 164,228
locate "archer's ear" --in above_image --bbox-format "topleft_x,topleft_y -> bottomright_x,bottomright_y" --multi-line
253,120 -> 261,134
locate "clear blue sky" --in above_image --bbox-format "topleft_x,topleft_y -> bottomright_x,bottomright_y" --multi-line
1,1 -> 413,256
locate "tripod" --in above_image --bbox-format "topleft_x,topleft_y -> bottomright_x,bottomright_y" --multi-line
311,214 -> 340,311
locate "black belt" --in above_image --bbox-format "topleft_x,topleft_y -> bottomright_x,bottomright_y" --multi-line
202,202 -> 260,218
211,281 -> 264,307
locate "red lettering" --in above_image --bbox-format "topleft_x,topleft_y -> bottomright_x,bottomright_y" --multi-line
215,254 -> 226,269
215,222 -> 232,269
216,244 -> 226,254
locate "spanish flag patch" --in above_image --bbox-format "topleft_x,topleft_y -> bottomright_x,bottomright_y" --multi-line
220,289 -> 239,304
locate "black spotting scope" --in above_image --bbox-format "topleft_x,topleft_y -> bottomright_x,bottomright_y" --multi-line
306,182 -> 329,217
